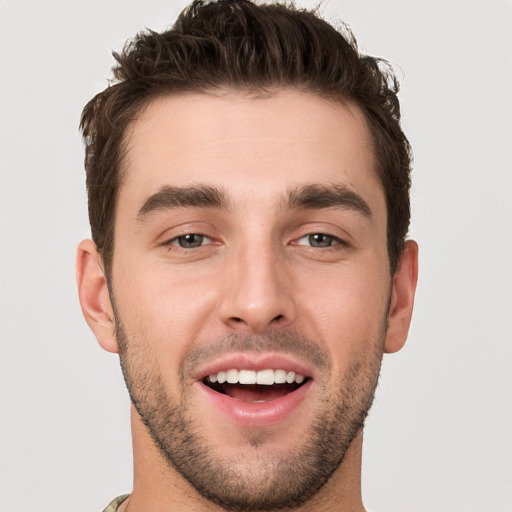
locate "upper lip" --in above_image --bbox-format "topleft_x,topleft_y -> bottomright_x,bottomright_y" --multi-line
193,352 -> 315,382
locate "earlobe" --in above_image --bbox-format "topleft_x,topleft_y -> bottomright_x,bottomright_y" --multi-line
384,240 -> 419,354
76,239 -> 119,354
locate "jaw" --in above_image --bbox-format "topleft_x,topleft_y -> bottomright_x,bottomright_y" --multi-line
129,401 -> 367,512
121,330 -> 382,511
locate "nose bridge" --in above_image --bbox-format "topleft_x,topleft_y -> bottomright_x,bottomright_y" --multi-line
220,235 -> 295,333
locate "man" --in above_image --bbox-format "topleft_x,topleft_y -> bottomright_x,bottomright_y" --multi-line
76,0 -> 418,510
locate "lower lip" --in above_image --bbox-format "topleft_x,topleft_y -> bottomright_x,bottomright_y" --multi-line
196,380 -> 313,427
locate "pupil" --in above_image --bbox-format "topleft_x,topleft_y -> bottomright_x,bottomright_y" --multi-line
179,234 -> 203,248
310,233 -> 331,247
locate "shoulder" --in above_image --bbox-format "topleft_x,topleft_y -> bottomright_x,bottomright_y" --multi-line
101,495 -> 130,512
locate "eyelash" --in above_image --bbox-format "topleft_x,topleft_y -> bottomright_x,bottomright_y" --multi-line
164,232 -> 346,250
294,233 -> 345,248
166,233 -> 212,249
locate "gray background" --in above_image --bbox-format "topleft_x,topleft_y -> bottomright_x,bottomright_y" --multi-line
1,1 -> 511,510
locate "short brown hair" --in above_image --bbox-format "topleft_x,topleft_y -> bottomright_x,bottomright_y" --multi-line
80,0 -> 412,275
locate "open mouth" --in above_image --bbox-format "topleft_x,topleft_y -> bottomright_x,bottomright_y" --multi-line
202,368 -> 309,403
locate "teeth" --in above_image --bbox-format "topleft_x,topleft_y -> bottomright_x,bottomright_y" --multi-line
239,370 -> 257,384
274,369 -> 287,384
226,369 -> 238,384
207,369 -> 306,386
256,369 -> 275,385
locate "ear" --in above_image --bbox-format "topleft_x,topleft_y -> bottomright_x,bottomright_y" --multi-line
384,240 -> 419,354
76,239 -> 119,353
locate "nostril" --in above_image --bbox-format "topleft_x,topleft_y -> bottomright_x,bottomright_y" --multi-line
225,313 -> 288,331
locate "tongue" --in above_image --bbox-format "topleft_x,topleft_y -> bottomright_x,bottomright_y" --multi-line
223,384 -> 294,402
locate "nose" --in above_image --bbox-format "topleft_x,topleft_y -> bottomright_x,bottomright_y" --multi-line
219,244 -> 296,334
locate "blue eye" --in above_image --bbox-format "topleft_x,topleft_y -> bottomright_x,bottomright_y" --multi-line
170,234 -> 210,248
297,233 -> 339,248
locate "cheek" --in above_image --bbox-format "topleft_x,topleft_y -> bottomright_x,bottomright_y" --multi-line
294,262 -> 390,363
112,259 -> 221,358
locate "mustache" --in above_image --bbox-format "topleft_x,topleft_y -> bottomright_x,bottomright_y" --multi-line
180,331 -> 332,381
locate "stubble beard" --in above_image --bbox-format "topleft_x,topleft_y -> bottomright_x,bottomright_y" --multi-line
116,320 -> 385,512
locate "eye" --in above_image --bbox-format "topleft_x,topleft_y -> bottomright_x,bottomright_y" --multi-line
169,233 -> 211,248
296,233 -> 340,248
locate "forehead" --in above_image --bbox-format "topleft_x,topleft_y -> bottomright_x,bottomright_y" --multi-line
120,89 -> 385,217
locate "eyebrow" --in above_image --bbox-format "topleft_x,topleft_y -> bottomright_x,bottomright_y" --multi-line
286,184 -> 372,217
137,185 -> 229,219
136,182 -> 372,220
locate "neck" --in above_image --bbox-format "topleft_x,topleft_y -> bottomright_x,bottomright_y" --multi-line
123,405 -> 366,512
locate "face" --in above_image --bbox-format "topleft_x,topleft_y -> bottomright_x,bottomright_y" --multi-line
104,90 -> 397,509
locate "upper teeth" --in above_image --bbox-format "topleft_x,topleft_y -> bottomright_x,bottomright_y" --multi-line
208,369 -> 305,385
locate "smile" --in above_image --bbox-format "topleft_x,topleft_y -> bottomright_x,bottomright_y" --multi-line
195,356 -> 314,427
204,368 -> 308,403
208,368 -> 305,385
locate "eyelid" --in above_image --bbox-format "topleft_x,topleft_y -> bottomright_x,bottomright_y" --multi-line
294,233 -> 345,247
166,233 -> 213,247
155,220 -> 219,244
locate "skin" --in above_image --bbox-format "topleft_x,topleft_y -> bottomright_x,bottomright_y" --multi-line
77,90 -> 418,511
